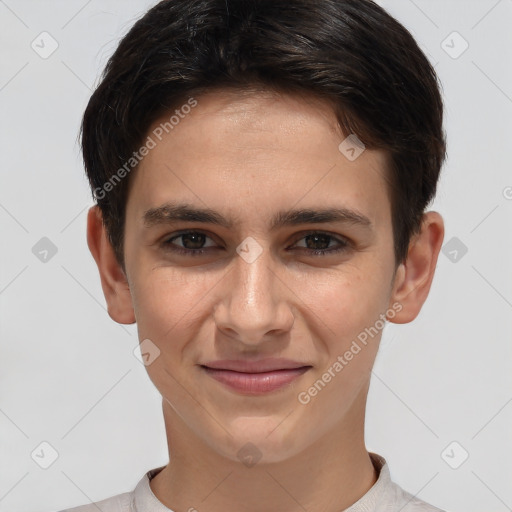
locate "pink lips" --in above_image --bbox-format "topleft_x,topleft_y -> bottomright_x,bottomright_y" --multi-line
200,358 -> 311,395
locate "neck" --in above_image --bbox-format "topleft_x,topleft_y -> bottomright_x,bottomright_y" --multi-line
150,393 -> 378,512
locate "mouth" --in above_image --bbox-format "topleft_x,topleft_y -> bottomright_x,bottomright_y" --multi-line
200,359 -> 312,395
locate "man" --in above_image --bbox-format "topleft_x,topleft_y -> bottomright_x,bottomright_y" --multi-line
60,0 -> 447,510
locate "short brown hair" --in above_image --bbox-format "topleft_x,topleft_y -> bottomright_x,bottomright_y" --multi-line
81,0 -> 446,272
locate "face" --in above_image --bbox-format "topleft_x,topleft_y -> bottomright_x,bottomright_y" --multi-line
121,89 -> 400,463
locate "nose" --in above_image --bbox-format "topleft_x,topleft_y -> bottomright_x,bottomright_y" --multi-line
213,243 -> 295,346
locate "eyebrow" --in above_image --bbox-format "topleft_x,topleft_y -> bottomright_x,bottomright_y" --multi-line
142,201 -> 373,231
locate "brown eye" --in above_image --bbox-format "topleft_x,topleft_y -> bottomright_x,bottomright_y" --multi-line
292,232 -> 350,256
174,232 -> 207,249
161,231 -> 218,256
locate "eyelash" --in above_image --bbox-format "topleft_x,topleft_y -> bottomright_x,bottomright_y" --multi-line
160,230 -> 351,257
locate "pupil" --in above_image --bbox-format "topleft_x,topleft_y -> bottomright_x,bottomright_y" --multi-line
183,233 -> 205,249
306,234 -> 330,250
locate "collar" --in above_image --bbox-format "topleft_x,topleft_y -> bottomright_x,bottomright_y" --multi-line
133,452 -> 390,512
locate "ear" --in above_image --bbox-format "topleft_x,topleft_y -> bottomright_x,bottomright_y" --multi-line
387,211 -> 444,324
86,205 -> 136,325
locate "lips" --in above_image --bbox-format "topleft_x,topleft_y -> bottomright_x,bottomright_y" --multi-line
200,358 -> 312,394
202,358 -> 310,373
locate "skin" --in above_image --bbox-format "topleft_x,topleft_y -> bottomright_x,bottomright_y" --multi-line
87,89 -> 444,512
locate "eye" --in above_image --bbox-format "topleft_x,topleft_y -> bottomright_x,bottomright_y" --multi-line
161,230 -> 219,256
291,231 -> 350,256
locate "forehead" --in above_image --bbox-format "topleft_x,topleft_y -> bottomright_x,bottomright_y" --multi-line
126,89 -> 392,231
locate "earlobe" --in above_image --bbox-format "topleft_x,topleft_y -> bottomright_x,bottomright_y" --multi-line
86,205 -> 136,325
388,211 -> 444,324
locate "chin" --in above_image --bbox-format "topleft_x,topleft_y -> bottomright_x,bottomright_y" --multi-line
207,415 -> 307,466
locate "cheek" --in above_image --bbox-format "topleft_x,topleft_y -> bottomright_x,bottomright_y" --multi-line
131,272 -> 212,395
305,263 -> 390,344
295,271 -> 388,420
131,269 -> 213,345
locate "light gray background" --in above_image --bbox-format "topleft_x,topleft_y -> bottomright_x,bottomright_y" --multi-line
1,1 -> 511,511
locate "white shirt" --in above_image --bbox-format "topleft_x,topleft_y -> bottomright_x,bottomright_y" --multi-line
57,452 -> 447,512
